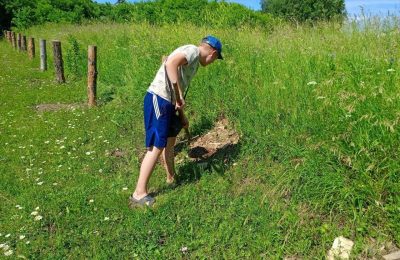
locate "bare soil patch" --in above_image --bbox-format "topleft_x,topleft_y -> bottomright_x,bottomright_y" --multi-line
34,103 -> 85,112
109,148 -> 127,158
126,117 -> 240,169
186,117 -> 240,161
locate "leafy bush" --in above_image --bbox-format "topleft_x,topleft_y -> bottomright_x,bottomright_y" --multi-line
1,0 -> 277,30
261,0 -> 345,22
128,0 -> 276,28
1,0 -> 100,29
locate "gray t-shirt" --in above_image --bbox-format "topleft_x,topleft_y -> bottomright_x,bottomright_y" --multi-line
148,45 -> 200,104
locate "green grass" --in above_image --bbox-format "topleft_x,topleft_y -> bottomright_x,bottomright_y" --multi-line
0,20 -> 399,258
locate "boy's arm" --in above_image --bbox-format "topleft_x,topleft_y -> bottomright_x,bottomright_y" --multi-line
165,52 -> 188,110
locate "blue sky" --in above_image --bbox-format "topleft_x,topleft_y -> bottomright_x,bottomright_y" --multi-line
94,0 -> 400,17
346,0 -> 400,17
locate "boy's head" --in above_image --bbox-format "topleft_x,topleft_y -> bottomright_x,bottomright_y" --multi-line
199,35 -> 223,66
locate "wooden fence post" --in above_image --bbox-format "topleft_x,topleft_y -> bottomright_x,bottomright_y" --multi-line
7,31 -> 12,44
4,30 -> 9,42
28,37 -> 35,59
17,33 -> 22,51
40,39 -> 47,71
11,32 -> 16,49
87,45 -> 97,107
21,35 -> 27,51
52,40 -> 65,83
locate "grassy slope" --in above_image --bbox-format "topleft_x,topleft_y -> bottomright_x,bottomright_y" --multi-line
0,21 -> 399,258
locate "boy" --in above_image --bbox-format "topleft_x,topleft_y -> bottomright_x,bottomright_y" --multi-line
130,35 -> 223,207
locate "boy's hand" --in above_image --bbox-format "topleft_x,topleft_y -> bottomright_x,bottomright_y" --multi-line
175,96 -> 185,110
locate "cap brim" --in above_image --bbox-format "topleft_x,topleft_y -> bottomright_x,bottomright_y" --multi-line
218,53 -> 223,60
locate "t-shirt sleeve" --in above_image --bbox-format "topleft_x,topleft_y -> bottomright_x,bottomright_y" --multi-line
181,45 -> 198,66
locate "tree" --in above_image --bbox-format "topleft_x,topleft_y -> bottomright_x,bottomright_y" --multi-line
0,0 -> 13,30
261,0 -> 345,22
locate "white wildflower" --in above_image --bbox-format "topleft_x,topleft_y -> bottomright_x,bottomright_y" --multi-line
34,215 -> 43,221
387,68 -> 395,72
19,235 -> 25,240
122,187 -> 128,191
5,234 -> 10,238
86,152 -> 91,155
307,81 -> 317,86
104,217 -> 109,221
37,182 -> 44,186
30,211 -> 38,216
89,199 -> 94,203
4,249 -> 13,256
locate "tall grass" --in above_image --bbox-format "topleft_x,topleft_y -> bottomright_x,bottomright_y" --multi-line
0,19 -> 399,258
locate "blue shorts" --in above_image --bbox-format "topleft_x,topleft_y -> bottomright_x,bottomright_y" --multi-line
144,92 -> 180,148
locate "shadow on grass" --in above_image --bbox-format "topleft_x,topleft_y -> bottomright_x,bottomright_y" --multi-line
176,141 -> 241,184
152,115 -> 241,196
152,142 -> 241,197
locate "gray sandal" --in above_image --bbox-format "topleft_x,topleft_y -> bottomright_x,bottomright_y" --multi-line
129,194 -> 155,208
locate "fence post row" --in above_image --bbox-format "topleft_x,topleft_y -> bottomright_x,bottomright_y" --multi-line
4,33 -> 100,104
28,37 -> 35,59
87,45 -> 97,107
52,40 -> 65,83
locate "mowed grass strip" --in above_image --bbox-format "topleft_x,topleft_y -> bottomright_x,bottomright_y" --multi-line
0,20 -> 399,258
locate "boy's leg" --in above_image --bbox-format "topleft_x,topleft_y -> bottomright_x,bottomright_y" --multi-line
162,137 -> 176,183
133,146 -> 164,199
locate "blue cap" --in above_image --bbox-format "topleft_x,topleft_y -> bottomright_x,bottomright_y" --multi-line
202,35 -> 223,60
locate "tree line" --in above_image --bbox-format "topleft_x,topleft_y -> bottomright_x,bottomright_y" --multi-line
0,0 -> 345,31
